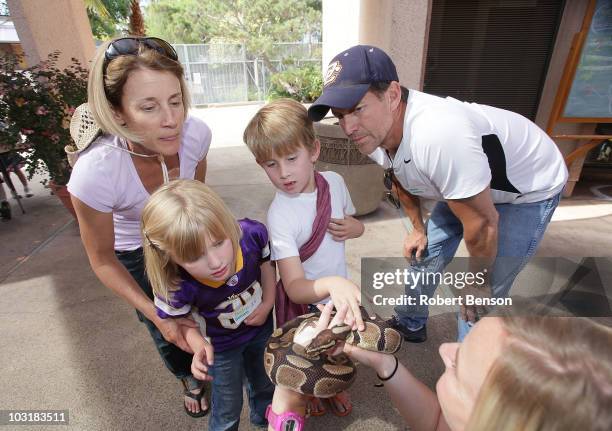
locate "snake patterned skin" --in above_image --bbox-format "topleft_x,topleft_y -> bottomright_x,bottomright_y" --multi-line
264,308 -> 402,398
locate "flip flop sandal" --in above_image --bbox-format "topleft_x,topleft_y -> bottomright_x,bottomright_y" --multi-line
307,396 -> 327,417
325,393 -> 352,417
181,376 -> 210,418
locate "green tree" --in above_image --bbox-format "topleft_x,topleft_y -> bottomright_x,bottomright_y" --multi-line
145,0 -> 321,72
145,0 -> 213,44
86,0 -> 130,39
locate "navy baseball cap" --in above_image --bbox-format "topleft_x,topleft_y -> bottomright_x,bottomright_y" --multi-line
308,45 -> 399,121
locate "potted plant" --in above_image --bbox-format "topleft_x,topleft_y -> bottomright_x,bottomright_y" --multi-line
0,51 -> 88,217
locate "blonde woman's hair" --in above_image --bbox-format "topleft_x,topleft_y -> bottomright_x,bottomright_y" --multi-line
243,98 -> 317,163
141,180 -> 241,302
88,38 -> 191,143
467,315 -> 612,431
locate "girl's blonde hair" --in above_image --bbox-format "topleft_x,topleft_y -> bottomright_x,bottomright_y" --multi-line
88,38 -> 191,143
243,98 -> 317,163
141,180 -> 241,301
468,315 -> 612,431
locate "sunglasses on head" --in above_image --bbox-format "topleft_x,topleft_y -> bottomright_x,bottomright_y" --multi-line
104,37 -> 178,71
384,167 -> 401,209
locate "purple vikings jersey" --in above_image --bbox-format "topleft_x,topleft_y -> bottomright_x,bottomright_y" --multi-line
155,219 -> 271,352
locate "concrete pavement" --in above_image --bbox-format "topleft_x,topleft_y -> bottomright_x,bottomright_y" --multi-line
1,105 -> 612,430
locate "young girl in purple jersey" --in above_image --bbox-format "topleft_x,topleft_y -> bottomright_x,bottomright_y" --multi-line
142,179 -> 275,430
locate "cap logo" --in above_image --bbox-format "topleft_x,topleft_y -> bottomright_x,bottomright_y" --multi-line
324,61 -> 343,87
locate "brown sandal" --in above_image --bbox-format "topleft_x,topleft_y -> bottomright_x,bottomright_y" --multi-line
181,376 -> 210,418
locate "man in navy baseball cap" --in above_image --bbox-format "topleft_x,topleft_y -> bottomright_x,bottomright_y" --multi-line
307,44 -> 568,347
307,45 -> 399,122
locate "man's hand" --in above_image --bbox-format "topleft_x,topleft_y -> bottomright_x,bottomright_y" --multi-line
403,229 -> 428,261
328,216 -> 364,241
458,282 -> 491,324
244,301 -> 273,326
191,341 -> 215,382
156,316 -> 199,353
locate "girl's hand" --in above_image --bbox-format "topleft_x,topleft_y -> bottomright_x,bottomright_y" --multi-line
328,216 -> 364,241
244,301 -> 273,326
324,277 -> 364,331
191,341 -> 214,382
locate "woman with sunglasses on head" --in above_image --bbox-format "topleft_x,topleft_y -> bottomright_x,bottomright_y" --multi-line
67,37 -> 211,417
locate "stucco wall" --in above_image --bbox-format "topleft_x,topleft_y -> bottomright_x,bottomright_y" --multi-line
323,0 -> 431,90
7,0 -> 95,69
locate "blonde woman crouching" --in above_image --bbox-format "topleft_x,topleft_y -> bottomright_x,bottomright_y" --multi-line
67,37 -> 211,417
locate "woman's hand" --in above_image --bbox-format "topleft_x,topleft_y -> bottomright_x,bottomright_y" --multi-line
156,316 -> 199,353
328,216 -> 365,241
313,303 -> 395,377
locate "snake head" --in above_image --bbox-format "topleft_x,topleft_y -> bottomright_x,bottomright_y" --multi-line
305,325 -> 352,355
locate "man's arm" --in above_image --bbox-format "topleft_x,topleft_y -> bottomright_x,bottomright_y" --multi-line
446,186 -> 499,322
446,186 -> 498,262
393,178 -> 428,259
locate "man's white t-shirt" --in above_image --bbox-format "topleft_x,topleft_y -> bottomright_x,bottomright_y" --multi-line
372,90 -> 568,204
267,171 -> 356,295
68,116 -> 211,251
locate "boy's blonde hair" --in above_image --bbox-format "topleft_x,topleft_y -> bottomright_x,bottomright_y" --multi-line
243,98 -> 317,163
467,315 -> 612,430
141,180 -> 241,301
88,38 -> 191,144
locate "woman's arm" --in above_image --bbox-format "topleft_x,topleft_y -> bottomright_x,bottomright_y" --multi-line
71,195 -> 197,352
195,158 -> 207,182
343,345 -> 450,431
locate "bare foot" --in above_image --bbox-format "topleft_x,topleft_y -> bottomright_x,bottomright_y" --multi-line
184,386 -> 209,415
327,391 -> 352,416
307,396 -> 326,416
182,377 -> 209,417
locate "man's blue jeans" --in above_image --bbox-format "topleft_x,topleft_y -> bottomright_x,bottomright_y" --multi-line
208,316 -> 274,431
396,193 -> 562,341
115,248 -> 193,378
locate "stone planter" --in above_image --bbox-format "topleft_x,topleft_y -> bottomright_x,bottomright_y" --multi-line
314,119 -> 384,216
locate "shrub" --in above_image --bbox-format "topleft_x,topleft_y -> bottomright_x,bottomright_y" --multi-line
0,52 -> 88,185
268,63 -> 322,103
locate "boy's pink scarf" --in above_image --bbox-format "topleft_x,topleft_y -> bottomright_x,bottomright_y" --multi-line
274,171 -> 331,326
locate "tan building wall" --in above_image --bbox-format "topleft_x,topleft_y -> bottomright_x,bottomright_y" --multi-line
7,0 -> 95,69
322,0 -> 430,90
323,0 -> 595,195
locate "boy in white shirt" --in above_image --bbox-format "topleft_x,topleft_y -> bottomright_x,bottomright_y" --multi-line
243,98 -> 365,417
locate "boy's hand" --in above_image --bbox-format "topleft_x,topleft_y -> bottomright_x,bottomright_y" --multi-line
191,341 -> 214,382
244,300 -> 273,326
324,277 -> 364,331
328,216 -> 364,241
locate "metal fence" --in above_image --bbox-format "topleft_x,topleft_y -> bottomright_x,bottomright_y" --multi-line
173,42 -> 322,105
